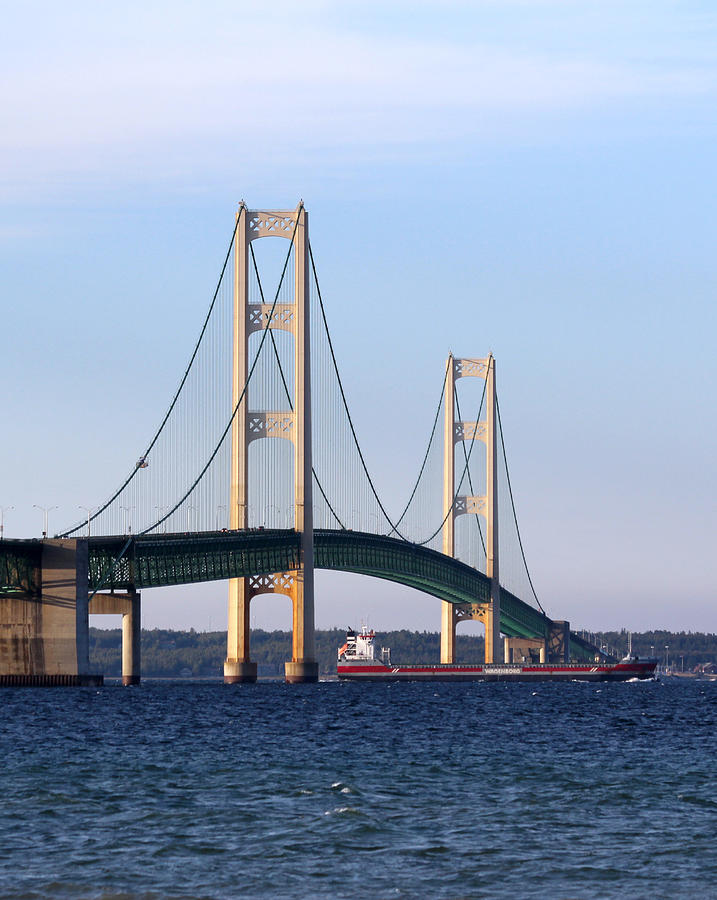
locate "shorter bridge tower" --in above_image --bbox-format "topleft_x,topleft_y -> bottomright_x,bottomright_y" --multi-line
440,354 -> 501,664
224,204 -> 318,684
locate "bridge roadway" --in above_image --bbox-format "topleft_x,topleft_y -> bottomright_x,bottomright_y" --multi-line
2,528 -> 599,660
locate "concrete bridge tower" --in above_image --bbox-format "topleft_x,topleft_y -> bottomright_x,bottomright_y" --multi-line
224,204 -> 318,684
440,355 -> 501,664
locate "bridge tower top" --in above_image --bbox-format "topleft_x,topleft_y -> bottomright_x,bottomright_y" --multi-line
240,204 -> 303,242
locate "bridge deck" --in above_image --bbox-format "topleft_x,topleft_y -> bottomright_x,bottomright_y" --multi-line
1,530 -> 598,657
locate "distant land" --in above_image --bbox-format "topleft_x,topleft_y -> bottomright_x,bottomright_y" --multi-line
90,628 -> 717,678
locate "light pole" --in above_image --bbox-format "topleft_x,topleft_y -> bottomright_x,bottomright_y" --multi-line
78,506 -> 94,538
153,506 -> 167,533
0,505 -> 14,540
665,644 -> 669,673
33,504 -> 57,538
186,505 -> 196,532
265,504 -> 280,528
120,505 -> 135,535
215,505 -> 227,531
235,499 -> 247,530
680,654 -> 684,673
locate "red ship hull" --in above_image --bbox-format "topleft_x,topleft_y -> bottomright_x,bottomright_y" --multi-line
337,660 -> 657,682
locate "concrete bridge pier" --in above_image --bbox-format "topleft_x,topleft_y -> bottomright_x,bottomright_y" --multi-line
122,591 -> 141,686
224,659 -> 258,683
224,578 -> 258,683
284,661 -> 319,683
440,602 -> 458,664
285,566 -> 318,684
90,588 -> 142,684
548,620 -> 570,663
503,629 -> 572,664
503,635 -> 547,663
225,570 -> 318,684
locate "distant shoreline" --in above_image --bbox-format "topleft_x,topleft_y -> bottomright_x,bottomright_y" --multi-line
90,627 -> 717,679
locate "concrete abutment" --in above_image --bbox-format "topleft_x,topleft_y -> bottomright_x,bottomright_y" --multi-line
0,541 -> 144,686
0,539 -> 101,684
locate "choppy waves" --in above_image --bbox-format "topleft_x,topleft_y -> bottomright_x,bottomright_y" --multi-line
1,679 -> 716,898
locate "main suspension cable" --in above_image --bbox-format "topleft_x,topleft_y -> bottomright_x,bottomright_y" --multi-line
141,207 -> 303,535
391,358 -> 450,533
308,240 -> 411,540
309,239 -> 490,547
59,208 -> 244,538
416,373 -> 487,546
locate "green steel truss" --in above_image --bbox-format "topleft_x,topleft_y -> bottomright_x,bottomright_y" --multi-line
0,540 -> 42,596
569,631 -> 606,661
88,530 -> 301,592
84,529 -> 552,640
3,530 -> 592,647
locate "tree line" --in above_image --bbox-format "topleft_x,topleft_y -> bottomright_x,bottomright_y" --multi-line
89,627 -> 717,677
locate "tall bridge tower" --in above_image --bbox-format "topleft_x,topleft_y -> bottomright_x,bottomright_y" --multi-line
440,354 -> 501,664
224,204 -> 318,684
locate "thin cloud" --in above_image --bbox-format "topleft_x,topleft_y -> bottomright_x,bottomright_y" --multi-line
1,8 -> 715,199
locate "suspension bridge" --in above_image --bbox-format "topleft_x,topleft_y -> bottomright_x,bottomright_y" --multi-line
0,203 -> 602,685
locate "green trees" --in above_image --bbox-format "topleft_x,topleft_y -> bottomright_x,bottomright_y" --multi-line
89,627 -> 717,677
89,627 -> 485,676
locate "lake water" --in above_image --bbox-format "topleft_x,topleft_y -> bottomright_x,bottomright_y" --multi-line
1,678 -> 715,899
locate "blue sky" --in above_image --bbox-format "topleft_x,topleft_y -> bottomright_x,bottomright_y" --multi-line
1,1 -> 715,634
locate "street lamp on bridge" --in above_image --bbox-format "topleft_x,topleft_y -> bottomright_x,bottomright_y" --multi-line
78,506 -> 94,538
186,505 -> 196,532
33,504 -> 57,539
0,505 -> 14,540
153,506 -> 167,533
265,504 -> 280,528
120,505 -> 135,535
215,505 -> 227,531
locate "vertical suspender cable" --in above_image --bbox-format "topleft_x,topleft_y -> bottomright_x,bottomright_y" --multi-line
495,393 -> 545,615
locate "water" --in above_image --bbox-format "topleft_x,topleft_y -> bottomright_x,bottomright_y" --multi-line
1,678 -> 716,899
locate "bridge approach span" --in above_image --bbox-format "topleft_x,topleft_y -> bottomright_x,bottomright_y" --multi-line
2,532 -> 598,660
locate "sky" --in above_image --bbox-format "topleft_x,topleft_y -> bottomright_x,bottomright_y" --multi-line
1,1 -> 715,636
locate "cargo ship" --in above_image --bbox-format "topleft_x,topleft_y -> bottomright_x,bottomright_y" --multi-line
337,626 -> 657,682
